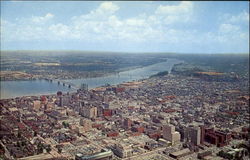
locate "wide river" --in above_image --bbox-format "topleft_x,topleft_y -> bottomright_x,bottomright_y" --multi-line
0,58 -> 182,99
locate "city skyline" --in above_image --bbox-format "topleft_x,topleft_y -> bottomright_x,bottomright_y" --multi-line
1,1 -> 249,53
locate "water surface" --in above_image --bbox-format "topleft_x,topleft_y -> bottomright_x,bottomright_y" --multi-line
0,58 -> 182,99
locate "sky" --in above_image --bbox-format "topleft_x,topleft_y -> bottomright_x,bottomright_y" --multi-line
0,1 -> 249,53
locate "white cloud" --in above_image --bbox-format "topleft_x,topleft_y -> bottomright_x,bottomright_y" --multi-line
67,1 -> 195,43
155,1 -> 194,24
1,1 -> 248,53
31,13 -> 54,24
49,23 -> 71,38
77,2 -> 119,21
98,2 -> 120,14
219,23 -> 240,33
215,10 -> 249,45
228,11 -> 249,23
2,2 -> 195,43
155,1 -> 193,15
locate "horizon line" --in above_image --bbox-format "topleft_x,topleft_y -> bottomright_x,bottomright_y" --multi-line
0,50 -> 249,55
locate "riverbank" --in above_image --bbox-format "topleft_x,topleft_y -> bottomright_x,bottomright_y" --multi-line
0,59 -> 182,99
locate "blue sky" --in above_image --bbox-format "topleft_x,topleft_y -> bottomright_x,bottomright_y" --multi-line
1,1 -> 249,53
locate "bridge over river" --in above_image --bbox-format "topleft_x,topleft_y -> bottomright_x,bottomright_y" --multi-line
43,78 -> 79,90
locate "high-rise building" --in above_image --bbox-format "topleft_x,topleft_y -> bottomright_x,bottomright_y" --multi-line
178,126 -> 190,142
199,125 -> 205,144
80,83 -> 88,91
81,106 -> 97,119
40,96 -> 47,104
123,118 -> 132,130
58,95 -> 70,107
163,124 -> 180,145
45,102 -> 54,110
80,118 -> 92,132
189,126 -> 201,145
59,96 -> 63,107
33,100 -> 41,111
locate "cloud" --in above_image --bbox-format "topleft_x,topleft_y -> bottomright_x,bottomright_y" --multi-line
31,13 -> 54,24
215,10 -> 249,45
228,11 -> 249,24
1,1 -> 249,53
219,23 -> 240,33
155,1 -> 193,15
1,13 -> 54,42
49,23 -> 71,39
1,2 -> 195,43
155,1 -> 194,24
75,2 -> 119,21
67,1 -> 195,43
98,2 -> 120,14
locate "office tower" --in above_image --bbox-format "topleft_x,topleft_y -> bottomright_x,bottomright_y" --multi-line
189,126 -> 201,145
123,118 -> 132,130
33,100 -> 41,111
199,125 -> 205,144
82,106 -> 97,119
163,124 -> 181,145
80,118 -> 92,132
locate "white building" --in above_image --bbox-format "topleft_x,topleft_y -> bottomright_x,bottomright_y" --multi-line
163,124 -> 181,145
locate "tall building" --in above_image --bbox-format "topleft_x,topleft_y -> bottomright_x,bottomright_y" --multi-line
80,83 -> 88,91
63,95 -> 70,106
114,143 -> 133,158
123,118 -> 132,130
81,106 -> 97,119
58,95 -> 70,107
199,125 -> 205,144
78,101 -> 85,113
59,96 -> 63,107
163,124 -> 180,145
189,126 -> 201,145
80,118 -> 92,132
45,102 -> 54,110
178,126 -> 190,142
33,100 -> 41,111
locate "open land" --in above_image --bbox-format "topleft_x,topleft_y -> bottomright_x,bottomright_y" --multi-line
0,51 -> 171,81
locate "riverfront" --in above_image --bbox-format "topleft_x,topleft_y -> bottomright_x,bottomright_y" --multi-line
0,59 -> 182,99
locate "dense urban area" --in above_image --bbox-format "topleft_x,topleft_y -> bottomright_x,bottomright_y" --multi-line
0,53 -> 249,160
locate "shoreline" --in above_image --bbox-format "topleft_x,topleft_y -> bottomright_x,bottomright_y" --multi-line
0,59 -> 182,100
0,60 -> 167,82
0,73 -> 153,100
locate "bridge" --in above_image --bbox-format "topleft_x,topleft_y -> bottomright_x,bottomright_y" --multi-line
43,78 -> 79,90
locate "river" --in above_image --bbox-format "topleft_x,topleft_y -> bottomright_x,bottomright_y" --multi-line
0,58 -> 182,99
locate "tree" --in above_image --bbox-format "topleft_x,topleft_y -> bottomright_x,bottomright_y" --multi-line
17,131 -> 21,138
21,140 -> 26,146
46,145 -> 52,153
62,121 -> 69,128
17,141 -> 21,147
37,142 -> 44,154
57,147 -> 62,154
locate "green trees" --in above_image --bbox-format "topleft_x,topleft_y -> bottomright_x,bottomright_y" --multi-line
36,142 -> 52,154
46,145 -> 52,153
62,121 -> 69,128
150,71 -> 169,78
37,142 -> 44,154
58,147 -> 62,154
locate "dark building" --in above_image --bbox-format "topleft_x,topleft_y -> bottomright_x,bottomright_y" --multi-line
204,128 -> 231,147
123,118 -> 132,130
199,125 -> 205,144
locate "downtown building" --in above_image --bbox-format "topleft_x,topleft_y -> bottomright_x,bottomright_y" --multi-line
163,124 -> 181,145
